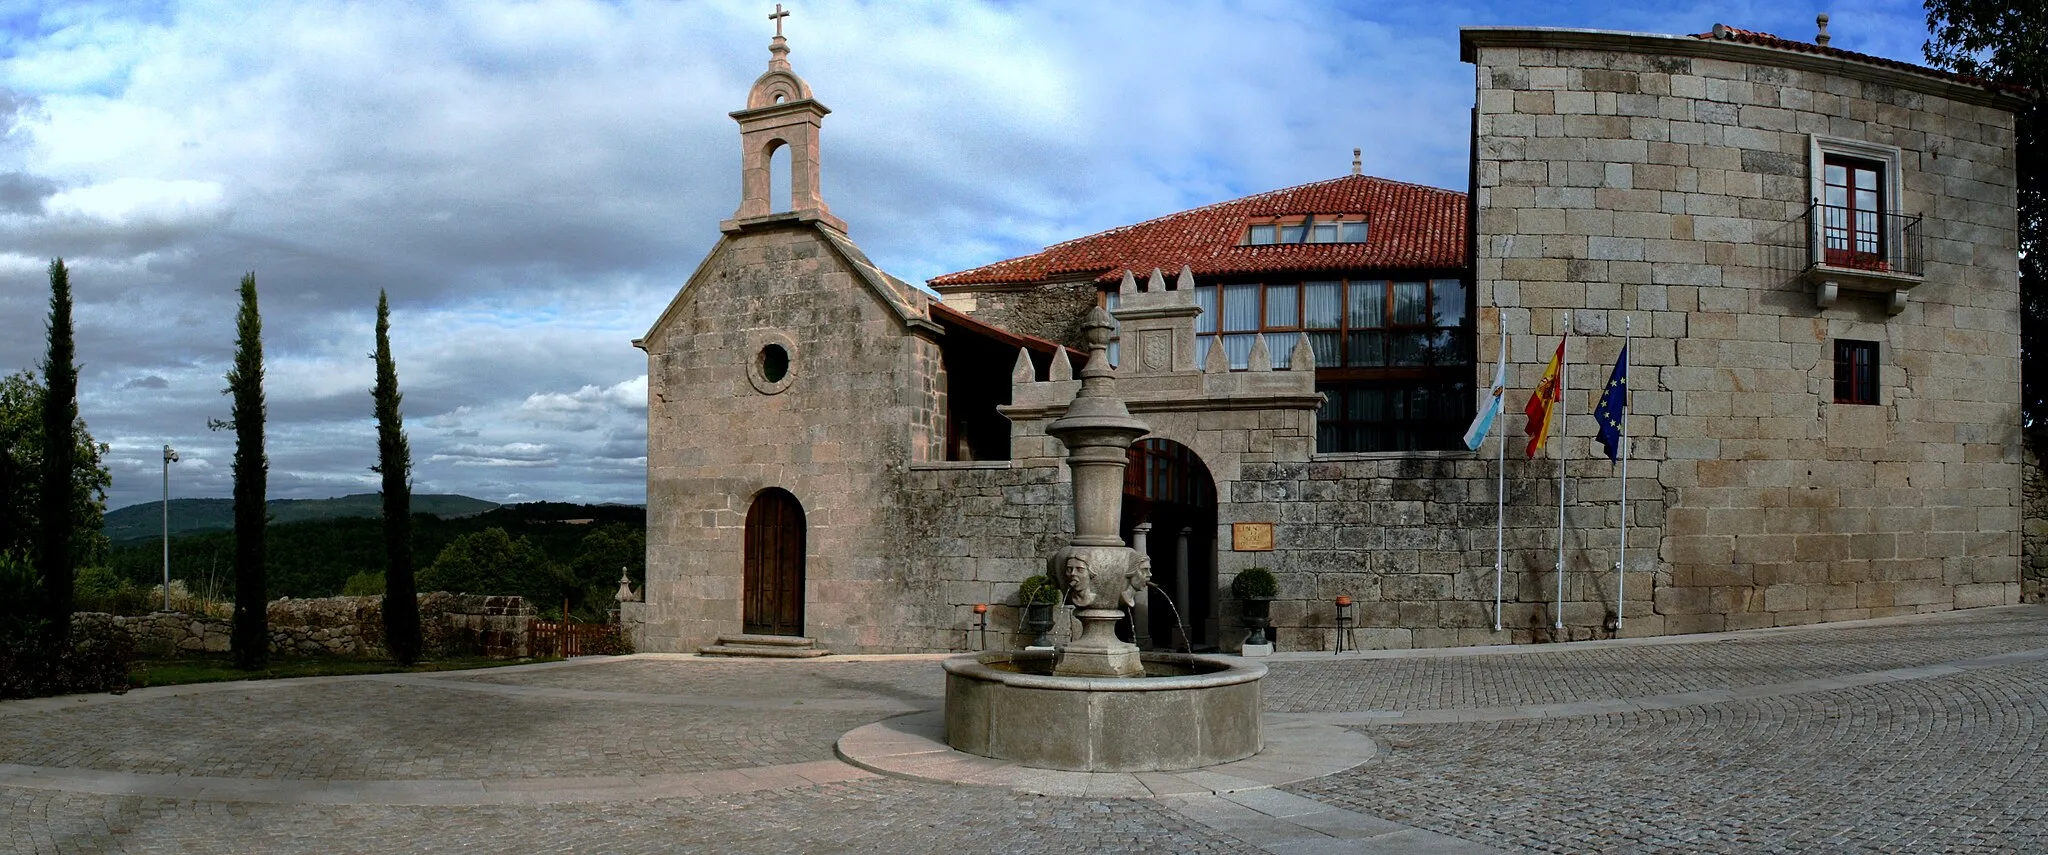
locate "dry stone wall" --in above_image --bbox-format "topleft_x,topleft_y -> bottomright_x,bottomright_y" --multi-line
80,593 -> 534,658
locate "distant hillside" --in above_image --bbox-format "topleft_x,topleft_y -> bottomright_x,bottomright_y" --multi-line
104,493 -> 501,542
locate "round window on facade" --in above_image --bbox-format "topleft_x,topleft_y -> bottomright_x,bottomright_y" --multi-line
747,334 -> 797,395
760,344 -> 790,383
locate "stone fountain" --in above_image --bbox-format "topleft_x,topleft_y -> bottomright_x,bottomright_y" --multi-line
942,307 -> 1264,772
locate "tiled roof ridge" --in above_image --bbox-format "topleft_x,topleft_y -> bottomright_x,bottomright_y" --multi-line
1694,23 -> 2033,97
1034,173 -> 1462,254
930,173 -> 1467,287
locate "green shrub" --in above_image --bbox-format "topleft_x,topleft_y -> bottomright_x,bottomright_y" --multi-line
342,571 -> 386,597
0,613 -> 135,699
1230,567 -> 1278,599
0,553 -> 138,698
74,565 -> 153,615
1018,574 -> 1061,606
0,550 -> 44,644
584,625 -> 634,656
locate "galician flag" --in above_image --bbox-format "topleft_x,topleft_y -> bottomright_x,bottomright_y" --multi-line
1594,345 -> 1629,462
1522,334 -> 1567,458
1462,331 -> 1508,452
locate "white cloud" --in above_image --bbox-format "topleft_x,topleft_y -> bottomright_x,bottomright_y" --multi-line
519,375 -> 648,421
0,0 -> 1941,510
43,177 -> 227,225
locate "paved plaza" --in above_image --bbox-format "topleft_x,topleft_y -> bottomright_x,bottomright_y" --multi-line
4,605 -> 2045,853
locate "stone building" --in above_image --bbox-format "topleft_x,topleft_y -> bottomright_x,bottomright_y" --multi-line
628,20 -> 2027,654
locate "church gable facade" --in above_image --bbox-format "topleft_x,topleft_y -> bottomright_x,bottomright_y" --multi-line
628,20 -> 2027,656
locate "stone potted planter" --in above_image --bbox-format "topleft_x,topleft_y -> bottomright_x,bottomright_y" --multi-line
1231,567 -> 1278,656
1017,574 -> 1060,649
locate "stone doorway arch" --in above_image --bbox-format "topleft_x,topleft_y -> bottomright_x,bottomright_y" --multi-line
742,487 -> 806,636
1121,437 -> 1218,650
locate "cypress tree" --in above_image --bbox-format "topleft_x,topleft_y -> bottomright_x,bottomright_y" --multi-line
372,291 -> 421,665
34,259 -> 77,647
226,273 -> 269,670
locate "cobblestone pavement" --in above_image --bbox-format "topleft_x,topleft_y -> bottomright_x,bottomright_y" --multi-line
1262,605 -> 2047,712
1290,659 -> 2048,853
3,605 -> 2045,853
5,780 -> 1262,855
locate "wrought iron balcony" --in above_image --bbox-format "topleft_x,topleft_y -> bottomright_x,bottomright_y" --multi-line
1799,202 -> 1925,315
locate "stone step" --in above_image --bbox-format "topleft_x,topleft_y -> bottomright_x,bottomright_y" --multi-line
698,643 -> 832,659
715,633 -> 819,648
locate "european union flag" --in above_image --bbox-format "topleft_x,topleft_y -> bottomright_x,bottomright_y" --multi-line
1593,345 -> 1628,462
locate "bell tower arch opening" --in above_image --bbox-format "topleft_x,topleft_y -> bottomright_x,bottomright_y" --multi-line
766,138 -> 792,213
725,8 -> 845,230
1121,437 -> 1218,651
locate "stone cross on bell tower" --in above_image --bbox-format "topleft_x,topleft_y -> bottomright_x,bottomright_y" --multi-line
724,4 -> 846,232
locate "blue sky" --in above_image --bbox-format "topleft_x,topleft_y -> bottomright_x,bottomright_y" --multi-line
0,0 -> 1941,511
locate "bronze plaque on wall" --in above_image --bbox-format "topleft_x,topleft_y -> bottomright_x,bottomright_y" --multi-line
1232,522 -> 1274,552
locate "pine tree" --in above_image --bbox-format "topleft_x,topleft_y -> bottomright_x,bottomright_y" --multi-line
226,273 -> 269,670
34,259 -> 78,647
373,291 -> 421,665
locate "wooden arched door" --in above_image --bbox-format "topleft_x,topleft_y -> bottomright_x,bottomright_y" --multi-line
743,488 -> 806,636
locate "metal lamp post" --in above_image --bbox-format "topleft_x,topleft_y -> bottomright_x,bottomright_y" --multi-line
161,445 -> 179,612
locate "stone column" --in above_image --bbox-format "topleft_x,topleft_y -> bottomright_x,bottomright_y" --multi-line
1174,527 -> 1193,650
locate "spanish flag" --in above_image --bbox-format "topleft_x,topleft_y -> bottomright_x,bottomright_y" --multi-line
1523,335 -> 1567,458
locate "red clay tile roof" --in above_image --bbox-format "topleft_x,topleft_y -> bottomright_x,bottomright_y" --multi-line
1693,24 -> 2033,97
928,174 -> 1467,289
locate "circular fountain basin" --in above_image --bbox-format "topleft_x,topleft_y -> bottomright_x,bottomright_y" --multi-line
941,650 -> 1265,772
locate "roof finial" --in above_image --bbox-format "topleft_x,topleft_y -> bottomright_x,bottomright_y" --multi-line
1815,13 -> 1830,46
1351,148 -> 1361,176
767,4 -> 792,69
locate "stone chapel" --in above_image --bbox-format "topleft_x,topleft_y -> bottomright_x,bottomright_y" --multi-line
626,18 -> 2030,655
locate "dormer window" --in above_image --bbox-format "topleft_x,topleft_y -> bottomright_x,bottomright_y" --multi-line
1242,216 -> 1368,246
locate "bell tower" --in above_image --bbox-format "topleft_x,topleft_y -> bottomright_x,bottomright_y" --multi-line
724,4 -> 846,232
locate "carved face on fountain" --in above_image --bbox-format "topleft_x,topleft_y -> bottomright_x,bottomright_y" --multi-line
1053,546 -> 1148,612
1062,555 -> 1096,608
1123,555 -> 1152,609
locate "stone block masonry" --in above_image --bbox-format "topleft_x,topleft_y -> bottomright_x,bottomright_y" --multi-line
632,24 -> 2027,656
1449,27 -> 2026,648
889,30 -> 2030,655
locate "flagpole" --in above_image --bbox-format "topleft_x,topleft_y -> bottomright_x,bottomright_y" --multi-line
1555,313 -> 1568,632
1493,322 -> 1507,632
1615,316 -> 1631,631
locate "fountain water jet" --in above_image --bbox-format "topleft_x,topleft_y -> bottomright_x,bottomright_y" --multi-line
942,307 -> 1264,772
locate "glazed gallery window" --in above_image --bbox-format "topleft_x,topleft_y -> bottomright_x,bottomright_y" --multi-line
1192,278 -> 1473,452
1834,339 -> 1879,405
1242,218 -> 1367,246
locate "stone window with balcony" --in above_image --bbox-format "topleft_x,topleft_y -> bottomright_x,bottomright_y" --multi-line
1802,135 -> 1922,315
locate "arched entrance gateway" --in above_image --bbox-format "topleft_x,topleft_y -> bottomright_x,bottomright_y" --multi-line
742,488 -> 806,636
1121,438 -> 1218,651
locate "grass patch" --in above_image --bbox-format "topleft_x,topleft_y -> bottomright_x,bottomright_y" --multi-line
128,654 -> 558,689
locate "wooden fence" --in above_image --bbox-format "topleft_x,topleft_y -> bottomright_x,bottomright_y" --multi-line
526,620 -> 614,658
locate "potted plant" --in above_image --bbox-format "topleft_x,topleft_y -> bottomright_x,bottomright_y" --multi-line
1018,574 -> 1061,648
1231,567 -> 1278,651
